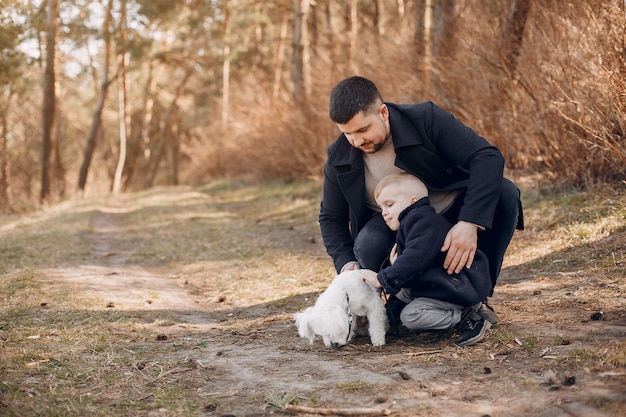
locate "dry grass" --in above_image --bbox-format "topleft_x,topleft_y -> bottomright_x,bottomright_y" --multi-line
1,178 -> 625,416
0,179 -> 333,417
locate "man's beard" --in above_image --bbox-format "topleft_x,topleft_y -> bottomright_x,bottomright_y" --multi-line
365,132 -> 390,153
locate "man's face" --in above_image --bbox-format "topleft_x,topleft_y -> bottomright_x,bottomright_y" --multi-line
336,104 -> 390,153
375,182 -> 415,231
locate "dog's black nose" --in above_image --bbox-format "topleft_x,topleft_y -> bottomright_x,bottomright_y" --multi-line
331,342 -> 342,349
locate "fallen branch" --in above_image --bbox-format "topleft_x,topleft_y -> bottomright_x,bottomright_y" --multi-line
402,349 -> 443,356
284,403 -> 392,416
200,389 -> 240,398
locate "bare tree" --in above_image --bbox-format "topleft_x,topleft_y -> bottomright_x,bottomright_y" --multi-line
272,8 -> 289,100
432,0 -> 455,57
413,0 -> 425,55
292,0 -> 311,106
148,67 -> 194,187
373,0 -> 385,35
113,0 -> 129,194
502,0 -> 531,76
222,1 -> 232,128
53,86 -> 66,198
78,0 -> 114,193
0,89 -> 12,213
419,0 -> 433,93
347,0 -> 358,73
40,0 -> 57,203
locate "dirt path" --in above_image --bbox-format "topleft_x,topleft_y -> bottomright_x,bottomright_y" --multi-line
44,196 -> 626,417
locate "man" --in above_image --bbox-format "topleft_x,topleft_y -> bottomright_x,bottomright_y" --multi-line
319,76 -> 524,326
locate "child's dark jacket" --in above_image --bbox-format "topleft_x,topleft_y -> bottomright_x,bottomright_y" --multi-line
377,197 -> 491,306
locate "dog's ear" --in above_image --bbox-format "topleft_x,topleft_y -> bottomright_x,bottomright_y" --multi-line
294,308 -> 316,343
318,305 -> 350,344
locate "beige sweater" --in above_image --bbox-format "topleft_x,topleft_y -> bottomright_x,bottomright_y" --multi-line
363,137 -> 459,214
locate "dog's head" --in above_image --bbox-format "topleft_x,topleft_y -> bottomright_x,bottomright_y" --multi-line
294,305 -> 351,348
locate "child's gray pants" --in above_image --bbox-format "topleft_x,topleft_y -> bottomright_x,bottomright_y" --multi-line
396,288 -> 481,331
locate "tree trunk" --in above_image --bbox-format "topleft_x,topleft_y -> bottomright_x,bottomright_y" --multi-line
138,60 -> 158,189
397,0 -> 405,19
222,1 -> 232,128
502,0 -> 531,76
113,0 -> 129,194
112,53 -> 128,194
292,0 -> 311,106
78,0 -> 113,193
0,91 -> 11,214
292,0 -> 304,105
432,0 -> 455,57
272,10 -> 289,99
347,0 -> 358,73
126,59 -> 159,190
321,1 -> 340,73
53,87 -> 66,198
413,0 -> 425,56
169,118 -> 180,186
420,0 -> 433,94
148,68 -> 193,187
302,0 -> 311,98
40,0 -> 57,203
373,0 -> 385,35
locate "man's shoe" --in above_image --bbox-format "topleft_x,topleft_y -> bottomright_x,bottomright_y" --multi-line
456,307 -> 491,346
478,302 -> 499,328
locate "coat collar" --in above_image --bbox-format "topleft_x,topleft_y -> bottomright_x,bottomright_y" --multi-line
398,196 -> 431,222
327,133 -> 362,166
387,103 -> 424,148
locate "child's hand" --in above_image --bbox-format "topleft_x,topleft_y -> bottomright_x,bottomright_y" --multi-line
389,243 -> 398,265
361,269 -> 381,288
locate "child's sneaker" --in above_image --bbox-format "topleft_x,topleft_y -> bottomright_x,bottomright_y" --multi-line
456,307 -> 491,346
385,294 -> 406,329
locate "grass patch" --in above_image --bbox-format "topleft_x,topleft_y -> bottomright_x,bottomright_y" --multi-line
1,178 -> 625,416
492,328 -> 517,345
335,380 -> 368,392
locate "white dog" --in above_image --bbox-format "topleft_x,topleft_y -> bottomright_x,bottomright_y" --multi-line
294,270 -> 388,348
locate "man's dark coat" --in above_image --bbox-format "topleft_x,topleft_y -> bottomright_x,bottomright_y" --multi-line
319,101 -> 523,273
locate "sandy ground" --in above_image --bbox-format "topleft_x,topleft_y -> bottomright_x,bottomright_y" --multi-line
43,197 -> 626,417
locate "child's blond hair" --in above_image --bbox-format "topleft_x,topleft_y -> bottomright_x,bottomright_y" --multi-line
374,172 -> 428,200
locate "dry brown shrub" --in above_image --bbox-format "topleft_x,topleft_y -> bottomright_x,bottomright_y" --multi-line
434,0 -> 625,185
188,1 -> 624,186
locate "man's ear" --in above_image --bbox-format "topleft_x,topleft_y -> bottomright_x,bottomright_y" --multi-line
379,103 -> 389,122
410,195 -> 419,204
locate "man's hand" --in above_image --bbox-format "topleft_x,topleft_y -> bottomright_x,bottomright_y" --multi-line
440,221 -> 480,274
361,269 -> 381,288
340,261 -> 360,272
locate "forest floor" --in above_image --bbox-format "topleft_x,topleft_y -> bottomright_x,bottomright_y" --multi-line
1,177 -> 625,417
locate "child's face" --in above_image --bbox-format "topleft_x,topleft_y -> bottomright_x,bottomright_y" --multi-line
375,182 -> 416,231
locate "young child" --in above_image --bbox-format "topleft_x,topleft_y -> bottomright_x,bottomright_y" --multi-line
361,172 -> 493,346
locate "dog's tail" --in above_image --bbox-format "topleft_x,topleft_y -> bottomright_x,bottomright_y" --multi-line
294,308 -> 316,344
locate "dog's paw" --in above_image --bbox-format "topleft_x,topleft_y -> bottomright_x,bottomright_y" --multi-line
370,338 -> 386,347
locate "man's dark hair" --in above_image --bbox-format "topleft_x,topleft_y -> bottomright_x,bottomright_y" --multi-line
329,76 -> 384,124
